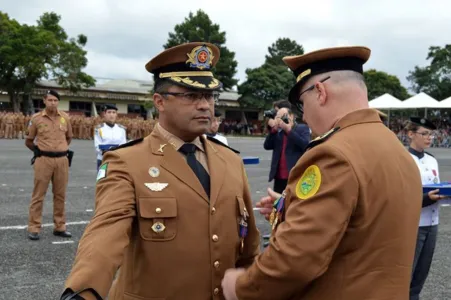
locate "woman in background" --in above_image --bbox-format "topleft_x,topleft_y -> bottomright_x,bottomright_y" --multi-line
406,117 -> 449,300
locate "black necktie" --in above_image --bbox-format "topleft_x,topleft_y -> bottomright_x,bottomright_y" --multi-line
179,143 -> 210,198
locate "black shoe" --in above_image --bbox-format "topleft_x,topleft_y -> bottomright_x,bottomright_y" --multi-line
28,232 -> 40,241
53,230 -> 72,238
262,234 -> 271,239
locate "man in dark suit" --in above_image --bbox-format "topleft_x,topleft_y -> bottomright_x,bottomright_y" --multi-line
264,107 -> 311,193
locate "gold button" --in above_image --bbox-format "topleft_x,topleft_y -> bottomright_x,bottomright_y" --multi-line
214,261 -> 220,268
212,234 -> 219,242
213,288 -> 219,295
211,207 -> 216,214
155,208 -> 162,214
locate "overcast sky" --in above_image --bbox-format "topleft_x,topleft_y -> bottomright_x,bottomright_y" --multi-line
1,0 -> 449,91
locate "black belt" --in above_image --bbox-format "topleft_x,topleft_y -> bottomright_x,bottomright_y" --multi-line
31,147 -> 74,167
40,150 -> 68,158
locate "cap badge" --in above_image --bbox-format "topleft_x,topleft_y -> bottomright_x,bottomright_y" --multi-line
421,119 -> 426,124
186,45 -> 214,70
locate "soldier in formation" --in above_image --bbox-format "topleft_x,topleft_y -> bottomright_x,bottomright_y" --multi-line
1,111 -> 157,140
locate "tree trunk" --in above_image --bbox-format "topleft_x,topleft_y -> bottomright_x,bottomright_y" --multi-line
10,93 -> 20,112
22,94 -> 35,115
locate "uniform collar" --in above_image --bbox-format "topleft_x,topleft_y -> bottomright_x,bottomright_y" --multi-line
154,123 -> 205,153
334,108 -> 382,130
41,109 -> 62,117
408,147 -> 424,159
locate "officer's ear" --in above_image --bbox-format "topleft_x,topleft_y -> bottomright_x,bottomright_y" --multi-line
153,93 -> 166,113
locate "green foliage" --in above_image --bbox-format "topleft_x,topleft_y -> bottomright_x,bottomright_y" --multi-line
364,69 -> 410,100
265,38 -> 304,66
407,45 -> 451,100
164,10 -> 238,90
0,11 -> 95,112
238,38 -> 303,109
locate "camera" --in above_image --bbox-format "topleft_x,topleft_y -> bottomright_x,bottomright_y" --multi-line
263,109 -> 277,119
281,114 -> 289,124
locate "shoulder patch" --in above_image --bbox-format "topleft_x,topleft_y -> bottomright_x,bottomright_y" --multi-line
424,151 -> 435,158
306,127 -> 340,150
206,135 -> 240,154
107,138 -> 144,152
96,163 -> 108,182
296,165 -> 322,200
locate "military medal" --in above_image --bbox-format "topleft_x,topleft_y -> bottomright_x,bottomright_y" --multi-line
238,207 -> 249,254
270,192 -> 286,231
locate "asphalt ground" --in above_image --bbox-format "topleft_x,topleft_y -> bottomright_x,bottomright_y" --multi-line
1,137 -> 451,299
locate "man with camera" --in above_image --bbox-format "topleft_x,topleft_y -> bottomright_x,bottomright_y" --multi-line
264,107 -> 310,193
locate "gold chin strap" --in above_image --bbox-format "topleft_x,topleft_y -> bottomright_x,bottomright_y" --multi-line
159,71 -> 213,78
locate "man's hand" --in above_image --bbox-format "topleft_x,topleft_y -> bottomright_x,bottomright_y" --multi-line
428,189 -> 449,200
255,188 -> 281,221
221,268 -> 245,300
268,118 -> 278,130
277,115 -> 293,133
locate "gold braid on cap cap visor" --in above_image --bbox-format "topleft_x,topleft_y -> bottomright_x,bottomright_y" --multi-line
159,71 -> 220,89
296,69 -> 311,83
168,76 -> 220,89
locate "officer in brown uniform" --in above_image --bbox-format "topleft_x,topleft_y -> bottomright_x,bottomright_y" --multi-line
25,90 -> 73,241
4,112 -> 14,139
222,46 -> 423,300
61,42 -> 260,300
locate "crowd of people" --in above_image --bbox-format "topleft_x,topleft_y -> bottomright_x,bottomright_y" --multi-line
0,111 -> 156,140
2,110 -> 451,149
387,116 -> 451,147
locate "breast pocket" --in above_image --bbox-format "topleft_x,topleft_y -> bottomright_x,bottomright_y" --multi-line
137,197 -> 177,241
37,125 -> 49,133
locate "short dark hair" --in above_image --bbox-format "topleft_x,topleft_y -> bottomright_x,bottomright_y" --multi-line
153,78 -> 174,94
273,99 -> 291,109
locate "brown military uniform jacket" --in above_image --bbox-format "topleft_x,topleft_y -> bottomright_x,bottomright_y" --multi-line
27,110 -> 72,152
236,108 -> 422,300
64,127 -> 260,300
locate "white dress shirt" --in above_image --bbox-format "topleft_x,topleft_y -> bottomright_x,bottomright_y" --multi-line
94,123 -> 127,160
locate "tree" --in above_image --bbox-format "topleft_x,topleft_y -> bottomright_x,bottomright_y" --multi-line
407,45 -> 451,100
364,69 -> 410,100
238,64 -> 295,109
265,38 -> 304,66
238,38 -> 303,109
0,12 -> 95,113
164,10 -> 238,90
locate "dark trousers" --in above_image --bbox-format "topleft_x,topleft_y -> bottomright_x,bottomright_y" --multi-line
273,178 -> 288,194
410,225 -> 438,300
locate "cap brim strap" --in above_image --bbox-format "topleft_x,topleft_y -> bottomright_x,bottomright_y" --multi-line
159,71 -> 213,79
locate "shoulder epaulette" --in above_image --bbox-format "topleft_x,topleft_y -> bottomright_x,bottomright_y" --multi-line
95,123 -> 103,129
117,124 -> 127,130
59,111 -> 69,118
107,138 -> 144,152
306,127 -> 340,150
206,135 -> 240,154
424,151 -> 435,158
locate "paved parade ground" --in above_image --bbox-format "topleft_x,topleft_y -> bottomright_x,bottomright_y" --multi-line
1,137 -> 451,299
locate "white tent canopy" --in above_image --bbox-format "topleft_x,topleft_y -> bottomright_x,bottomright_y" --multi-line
369,93 -> 405,109
400,92 -> 441,108
437,96 -> 451,108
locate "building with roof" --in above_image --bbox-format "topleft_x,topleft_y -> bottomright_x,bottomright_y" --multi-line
0,78 -> 261,121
